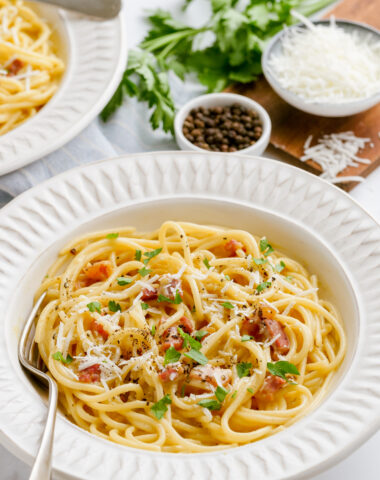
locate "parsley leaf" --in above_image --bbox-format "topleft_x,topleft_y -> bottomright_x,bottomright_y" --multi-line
194,330 -> 208,341
215,385 -> 229,403
247,387 -> 254,394
236,362 -> 252,378
138,266 -> 152,277
231,390 -> 237,399
106,233 -> 119,239
108,301 -> 121,312
52,351 -> 73,365
275,261 -> 285,272
177,327 -> 201,350
267,361 -> 300,383
184,349 -> 208,365
260,238 -> 274,257
151,324 -> 156,336
225,274 -> 230,280
253,257 -> 268,265
241,334 -> 253,342
117,277 -> 132,286
141,302 -> 149,310
143,248 -> 162,265
157,291 -> 182,304
135,249 -> 142,261
203,258 -> 211,269
197,399 -> 221,411
256,281 -> 271,293
164,346 -> 181,365
87,301 -> 101,313
151,394 -> 172,419
222,301 -> 234,309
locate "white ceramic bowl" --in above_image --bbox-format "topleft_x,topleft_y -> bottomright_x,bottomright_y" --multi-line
0,2 -> 127,175
174,93 -> 271,155
262,20 -> 380,117
0,152 -> 379,480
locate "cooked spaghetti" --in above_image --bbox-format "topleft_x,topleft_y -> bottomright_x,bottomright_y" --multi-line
0,0 -> 64,135
34,221 -> 346,452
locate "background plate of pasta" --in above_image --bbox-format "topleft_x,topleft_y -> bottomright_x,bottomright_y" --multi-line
0,151 -> 379,480
0,0 -> 127,175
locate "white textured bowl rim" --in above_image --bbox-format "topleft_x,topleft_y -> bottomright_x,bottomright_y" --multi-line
0,151 -> 379,480
262,18 -> 380,107
0,4 -> 127,175
174,92 -> 271,153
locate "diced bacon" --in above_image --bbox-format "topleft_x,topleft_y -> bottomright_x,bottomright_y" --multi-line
159,277 -> 182,299
225,239 -> 245,256
141,287 -> 158,301
159,367 -> 180,382
120,393 -> 129,403
84,261 -> 112,284
7,59 -> 23,76
178,316 -> 194,334
190,365 -> 231,387
90,320 -> 109,340
161,327 -> 183,352
263,318 -> 290,355
78,364 -> 101,383
242,316 -> 262,339
256,375 -> 286,402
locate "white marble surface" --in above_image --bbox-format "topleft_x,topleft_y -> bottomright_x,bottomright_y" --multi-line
0,0 -> 379,478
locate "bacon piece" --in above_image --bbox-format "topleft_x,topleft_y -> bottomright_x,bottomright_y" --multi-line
120,393 -> 129,403
242,316 -> 262,339
7,59 -> 23,76
190,365 -> 231,387
84,261 -> 112,284
225,239 -> 245,256
159,367 -> 181,382
78,364 -> 101,383
90,320 -> 109,340
141,287 -> 158,301
178,316 -> 194,334
159,277 -> 182,300
263,318 -> 290,355
255,375 -> 286,402
161,327 -> 183,352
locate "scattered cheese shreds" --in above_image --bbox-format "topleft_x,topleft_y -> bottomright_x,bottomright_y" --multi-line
268,12 -> 380,103
301,131 -> 371,183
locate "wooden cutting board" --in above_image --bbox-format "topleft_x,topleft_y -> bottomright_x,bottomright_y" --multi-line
227,0 -> 380,190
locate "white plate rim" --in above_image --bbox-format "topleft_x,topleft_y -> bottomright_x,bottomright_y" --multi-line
0,4 -> 127,176
0,151 -> 379,480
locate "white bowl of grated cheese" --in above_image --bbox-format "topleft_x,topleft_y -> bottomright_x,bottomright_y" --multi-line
262,18 -> 380,117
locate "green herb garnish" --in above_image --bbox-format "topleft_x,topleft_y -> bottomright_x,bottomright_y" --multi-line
194,330 -> 208,341
117,277 -> 132,286
267,361 -> 300,383
135,249 -> 142,261
87,301 -> 101,313
231,391 -> 237,399
221,301 -> 234,309
225,274 -> 231,281
52,351 -> 73,365
247,387 -> 254,394
260,238 -> 274,257
143,248 -> 162,265
178,327 -> 201,351
151,394 -> 172,419
141,302 -> 150,310
253,257 -> 268,265
256,281 -> 271,293
108,301 -> 121,312
138,266 -> 152,277
275,261 -> 285,272
236,362 -> 252,378
158,291 -> 182,304
106,232 -> 119,239
215,386 -> 229,403
164,346 -> 181,365
184,349 -> 208,365
203,258 -> 211,269
197,399 -> 221,411
151,324 -> 156,336
241,334 -> 253,342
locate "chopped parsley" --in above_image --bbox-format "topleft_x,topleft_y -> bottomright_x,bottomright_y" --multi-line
106,232 -> 119,239
225,274 -> 230,281
215,386 -> 229,403
151,324 -> 156,336
87,301 -> 101,313
108,300 -> 121,312
181,383 -> 186,397
197,399 -> 221,411
135,249 -> 142,261
194,330 -> 208,341
260,238 -> 274,257
203,258 -> 211,269
275,261 -> 285,272
138,266 -> 152,277
231,390 -> 237,399
143,248 -> 162,265
141,302 -> 149,310
236,362 -> 252,378
241,334 -> 253,342
158,291 -> 182,304
117,277 -> 132,286
256,281 -> 272,293
222,301 -> 234,309
151,394 -> 171,420
267,361 -> 300,383
52,351 -> 73,365
253,257 -> 268,265
184,349 -> 208,365
178,327 -> 201,351
164,346 -> 181,365
247,388 -> 254,394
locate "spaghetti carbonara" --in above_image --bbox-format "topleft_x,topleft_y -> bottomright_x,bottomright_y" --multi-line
35,221 -> 346,452
0,0 -> 64,135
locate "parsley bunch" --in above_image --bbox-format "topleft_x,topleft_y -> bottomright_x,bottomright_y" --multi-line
101,0 -> 334,133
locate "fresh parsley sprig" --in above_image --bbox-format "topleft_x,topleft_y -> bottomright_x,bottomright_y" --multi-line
267,361 -> 300,383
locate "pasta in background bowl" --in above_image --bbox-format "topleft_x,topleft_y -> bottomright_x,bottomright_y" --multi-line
0,151 -> 378,480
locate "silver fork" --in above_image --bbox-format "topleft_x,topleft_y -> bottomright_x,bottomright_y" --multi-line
34,0 -> 122,19
18,292 -> 59,480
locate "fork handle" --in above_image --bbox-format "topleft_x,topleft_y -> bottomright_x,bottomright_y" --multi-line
30,376 -> 58,480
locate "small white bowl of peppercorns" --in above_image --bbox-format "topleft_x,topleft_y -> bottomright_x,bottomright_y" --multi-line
174,92 -> 271,155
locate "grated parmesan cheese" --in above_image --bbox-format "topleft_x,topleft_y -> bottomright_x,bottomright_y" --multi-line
268,12 -> 380,103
